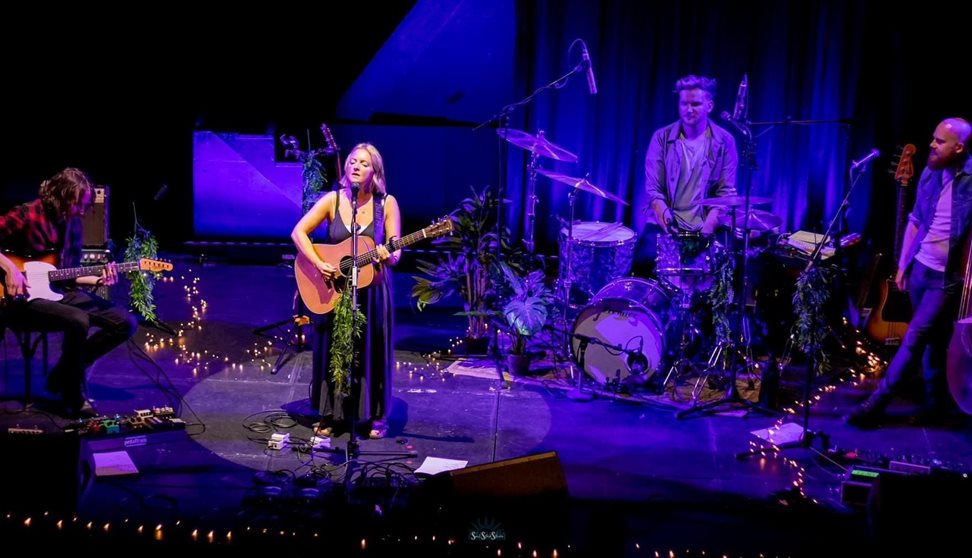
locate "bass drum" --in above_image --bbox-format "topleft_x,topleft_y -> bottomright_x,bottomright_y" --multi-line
570,277 -> 672,387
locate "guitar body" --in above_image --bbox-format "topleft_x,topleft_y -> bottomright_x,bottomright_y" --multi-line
295,236 -> 377,315
294,217 -> 454,315
866,278 -> 912,346
0,253 -> 60,302
948,318 -> 972,415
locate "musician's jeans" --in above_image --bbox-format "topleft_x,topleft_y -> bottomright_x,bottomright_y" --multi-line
15,289 -> 137,405
876,260 -> 961,409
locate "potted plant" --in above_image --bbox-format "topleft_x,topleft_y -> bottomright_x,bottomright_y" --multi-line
491,262 -> 556,375
411,185 -> 529,353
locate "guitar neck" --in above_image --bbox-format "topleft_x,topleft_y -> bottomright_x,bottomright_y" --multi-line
350,229 -> 429,269
48,261 -> 142,282
892,183 -> 909,262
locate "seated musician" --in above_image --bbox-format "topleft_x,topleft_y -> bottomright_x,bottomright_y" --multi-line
633,74 -> 738,277
0,167 -> 137,418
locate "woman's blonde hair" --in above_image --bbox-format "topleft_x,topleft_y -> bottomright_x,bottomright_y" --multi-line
339,143 -> 387,195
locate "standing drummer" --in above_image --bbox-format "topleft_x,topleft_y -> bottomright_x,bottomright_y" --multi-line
634,74 -> 738,275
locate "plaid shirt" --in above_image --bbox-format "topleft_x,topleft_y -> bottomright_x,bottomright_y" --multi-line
0,199 -> 82,267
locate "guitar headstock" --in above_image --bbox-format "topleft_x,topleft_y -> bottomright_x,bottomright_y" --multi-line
320,123 -> 339,156
139,258 -> 174,273
892,144 -> 916,186
425,217 -> 455,239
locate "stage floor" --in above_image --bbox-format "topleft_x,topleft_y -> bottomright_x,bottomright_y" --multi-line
2,257 -> 970,556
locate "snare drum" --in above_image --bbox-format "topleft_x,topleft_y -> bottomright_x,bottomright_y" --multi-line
655,232 -> 723,292
559,221 -> 635,303
570,277 -> 672,386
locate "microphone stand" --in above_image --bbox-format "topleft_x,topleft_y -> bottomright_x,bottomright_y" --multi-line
678,116 -> 775,419
473,45 -> 589,383
736,165 -> 865,460
339,184 -> 417,503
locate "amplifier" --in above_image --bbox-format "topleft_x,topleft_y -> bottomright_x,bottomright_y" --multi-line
80,248 -> 113,300
82,186 -> 109,248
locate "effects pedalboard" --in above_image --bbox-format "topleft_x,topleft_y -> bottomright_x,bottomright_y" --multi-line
840,455 -> 971,507
66,406 -> 187,451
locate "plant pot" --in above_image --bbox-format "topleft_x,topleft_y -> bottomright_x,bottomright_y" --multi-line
506,353 -> 532,376
463,336 -> 491,355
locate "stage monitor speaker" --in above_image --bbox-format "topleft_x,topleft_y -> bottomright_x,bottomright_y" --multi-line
417,451 -> 568,547
868,471 -> 971,553
0,430 -> 93,514
82,186 -> 109,248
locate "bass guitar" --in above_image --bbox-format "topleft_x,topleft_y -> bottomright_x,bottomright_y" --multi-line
295,218 -> 454,314
866,144 -> 916,346
1,253 -> 173,303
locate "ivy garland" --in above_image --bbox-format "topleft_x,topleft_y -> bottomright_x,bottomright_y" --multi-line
329,284 -> 366,396
789,264 -> 839,376
280,133 -> 329,214
707,253 -> 735,347
123,221 -> 161,323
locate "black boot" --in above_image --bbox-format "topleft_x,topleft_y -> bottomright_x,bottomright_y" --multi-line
844,391 -> 889,429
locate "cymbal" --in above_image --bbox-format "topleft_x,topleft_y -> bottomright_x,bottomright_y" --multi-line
699,195 -> 772,207
497,129 -> 578,162
537,169 -> 628,205
720,207 -> 782,231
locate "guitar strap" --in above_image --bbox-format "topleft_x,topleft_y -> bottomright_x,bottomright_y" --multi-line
373,193 -> 385,245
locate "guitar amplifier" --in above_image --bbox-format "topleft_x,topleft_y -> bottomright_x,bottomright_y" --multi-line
81,248 -> 113,300
82,186 -> 109,248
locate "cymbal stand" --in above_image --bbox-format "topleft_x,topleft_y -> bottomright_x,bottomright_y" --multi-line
677,117 -> 774,419
559,188 -> 591,401
524,148 -> 542,253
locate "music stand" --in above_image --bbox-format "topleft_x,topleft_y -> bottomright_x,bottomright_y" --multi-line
677,112 -> 775,420
253,290 -> 310,375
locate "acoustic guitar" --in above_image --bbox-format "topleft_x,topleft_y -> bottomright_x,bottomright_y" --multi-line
1,253 -> 173,304
866,144 -> 916,346
295,218 -> 454,314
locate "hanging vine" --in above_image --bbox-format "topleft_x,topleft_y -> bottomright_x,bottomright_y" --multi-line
707,253 -> 735,347
123,208 -> 162,322
329,284 -> 366,396
280,132 -> 330,214
789,264 -> 839,376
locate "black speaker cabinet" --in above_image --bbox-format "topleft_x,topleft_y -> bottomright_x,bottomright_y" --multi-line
0,430 -> 93,514
82,186 -> 109,248
417,451 -> 568,547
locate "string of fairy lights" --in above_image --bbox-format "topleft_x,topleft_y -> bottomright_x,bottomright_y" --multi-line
739,316 -> 889,502
7,271 -> 872,556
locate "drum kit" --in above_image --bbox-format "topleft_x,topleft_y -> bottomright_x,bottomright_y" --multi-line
497,127 -> 784,400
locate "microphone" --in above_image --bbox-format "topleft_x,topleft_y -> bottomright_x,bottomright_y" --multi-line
850,148 -> 880,170
731,74 -> 748,121
350,182 -> 360,195
580,41 -> 597,95
626,349 -> 649,376
720,111 -> 750,136
152,183 -> 168,202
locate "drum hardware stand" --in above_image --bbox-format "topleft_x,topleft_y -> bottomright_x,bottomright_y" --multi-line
560,189 -> 591,400
523,145 -> 543,253
677,105 -> 775,420
657,290 -> 705,399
